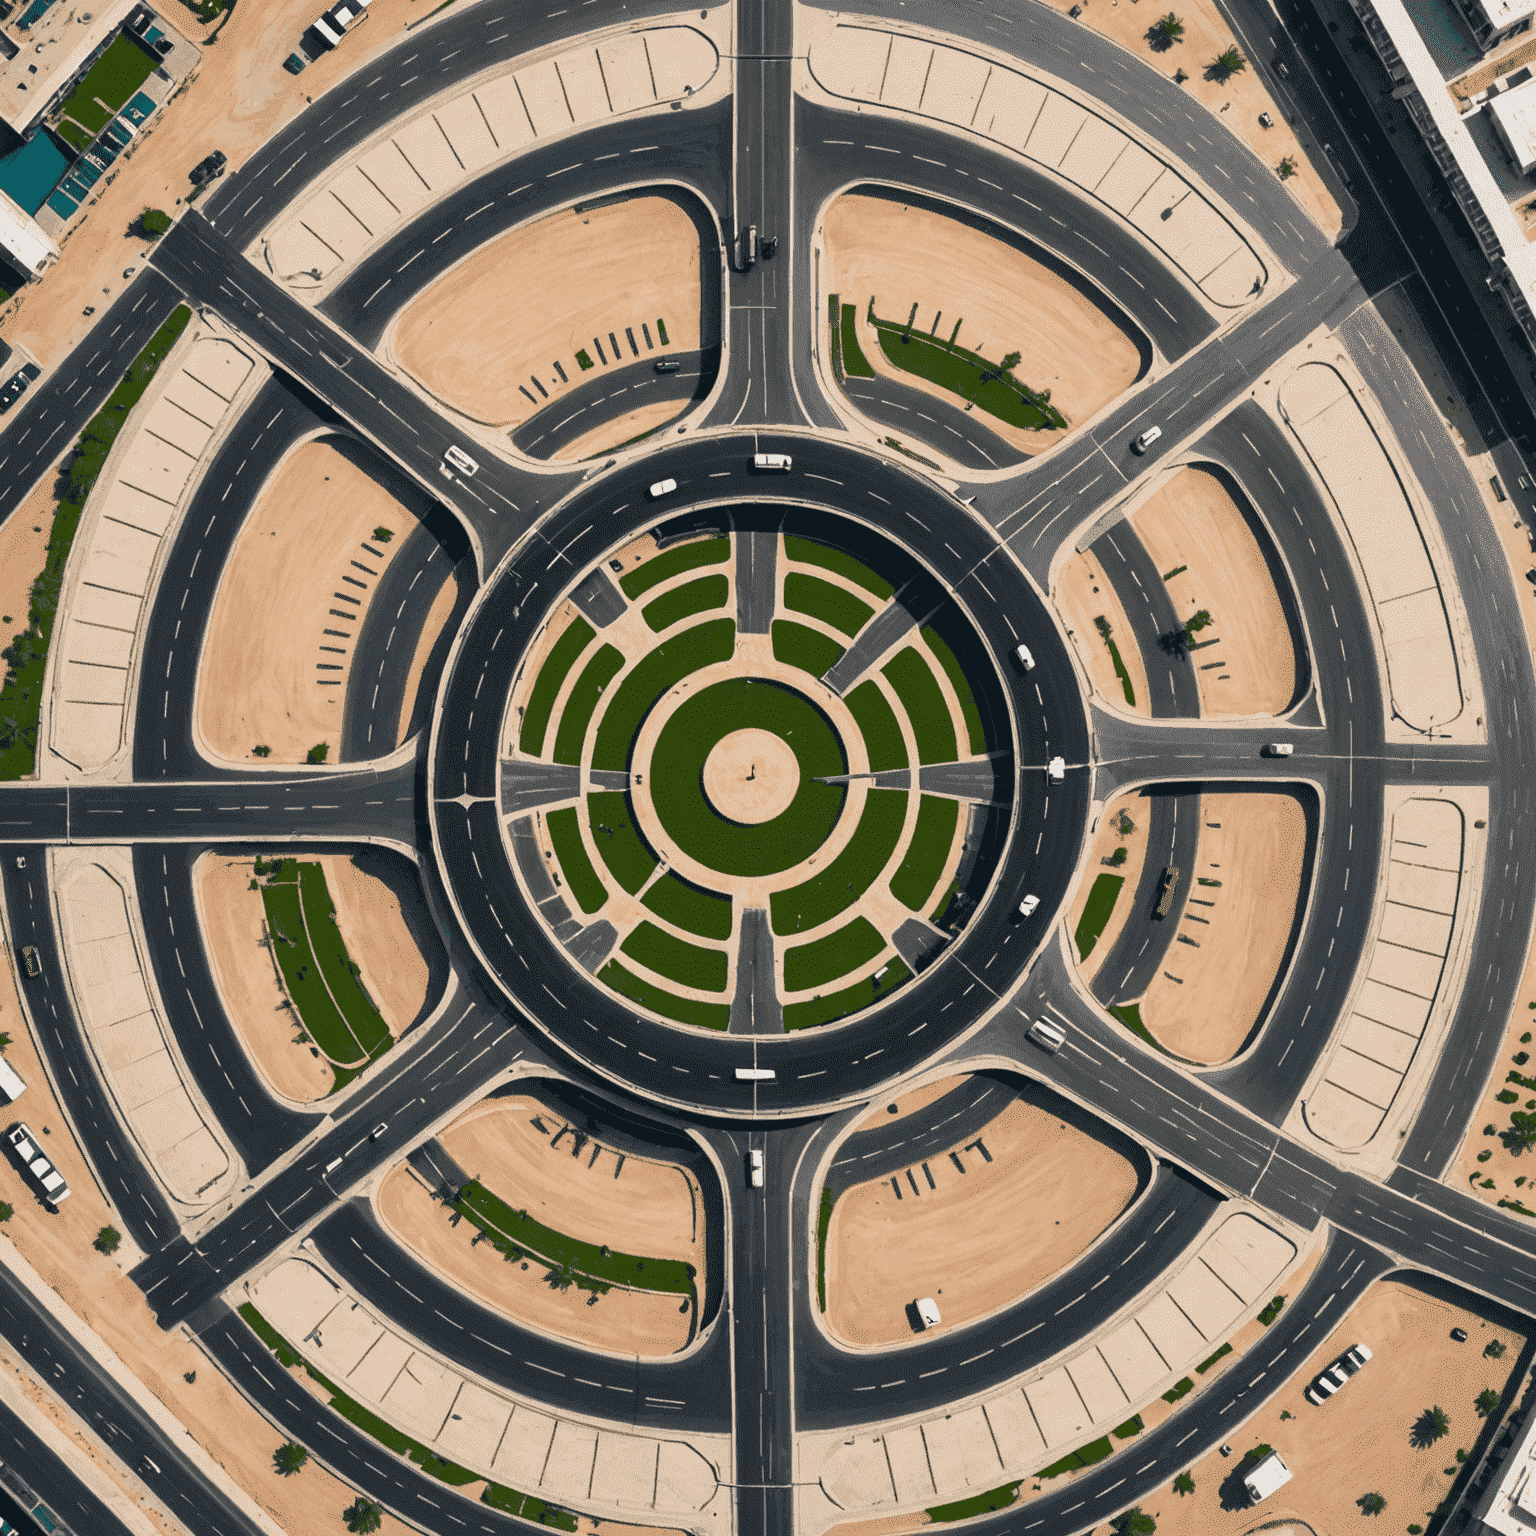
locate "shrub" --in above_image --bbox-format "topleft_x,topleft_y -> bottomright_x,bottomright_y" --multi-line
93,1226 -> 120,1255
306,742 -> 329,764
1504,1111 -> 1536,1154
1111,1510 -> 1156,1535
1257,1294 -> 1286,1326
252,744 -> 271,757
1479,1149 -> 1493,1162
1486,1339 -> 1507,1359
1476,1388 -> 1502,1418
136,208 -> 172,237
1497,1090 -> 1520,1104
1173,1472 -> 1194,1495
1356,1492 -> 1385,1515
1408,1526 -> 1422,1534
0,1202 -> 13,1222
1278,156 -> 1297,180
371,526 -> 393,543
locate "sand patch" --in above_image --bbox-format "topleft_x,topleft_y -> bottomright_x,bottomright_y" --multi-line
197,437 -> 428,764
0,479 -> 55,654
825,1096 -> 1138,1346
1133,467 -> 1298,717
1056,551 -> 1151,716
325,851 -> 430,1034
704,730 -> 799,822
854,1075 -> 972,1132
1069,790 -> 1153,985
550,396 -> 691,463
1139,790 -> 1308,1063
822,194 -> 1143,454
1138,1277 -> 1527,1536
393,198 -> 704,430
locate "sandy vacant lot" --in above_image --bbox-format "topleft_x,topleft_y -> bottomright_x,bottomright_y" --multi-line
1128,1278 -> 1526,1536
0,479 -> 55,657
554,396 -> 690,464
854,1075 -> 972,1131
1034,0 -> 1341,240
822,195 -> 1143,453
825,1096 -> 1138,1346
1056,550 -> 1151,716
1069,790 -> 1152,985
1140,791 -> 1307,1063
1133,468 -> 1297,717
195,850 -> 428,1100
198,437 -> 425,763
0,0 -> 424,371
394,198 -> 704,430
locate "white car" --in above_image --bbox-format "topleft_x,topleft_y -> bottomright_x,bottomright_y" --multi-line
914,1297 -> 942,1329
440,444 -> 479,479
1264,742 -> 1294,757
753,452 -> 792,471
1305,1342 -> 1371,1404
749,1149 -> 764,1188
1015,643 -> 1036,671
1046,756 -> 1065,782
1019,893 -> 1041,918
649,478 -> 678,499
1133,425 -> 1163,453
1028,1018 -> 1066,1054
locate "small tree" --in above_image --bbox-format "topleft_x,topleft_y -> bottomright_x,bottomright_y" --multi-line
372,526 -> 394,544
1149,11 -> 1185,49
343,1497 -> 382,1533
0,1202 -> 14,1223
1357,1492 -> 1386,1515
1185,608 -> 1214,637
1173,1471 -> 1195,1495
307,742 -> 329,764
94,1226 -> 121,1254
1476,1388 -> 1502,1419
1410,1406 -> 1450,1448
1486,1339 -> 1508,1359
1278,156 -> 1298,180
0,1033 -> 10,1053
1210,45 -> 1247,80
1111,1509 -> 1157,1536
274,1442 -> 309,1477
1503,1112 -> 1536,1155
252,744 -> 272,758
136,208 -> 172,238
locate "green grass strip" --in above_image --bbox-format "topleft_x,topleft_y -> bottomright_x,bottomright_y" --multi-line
783,535 -> 894,599
1112,1414 -> 1144,1439
845,680 -> 907,771
1196,1341 -> 1232,1373
784,917 -> 885,993
1096,616 -> 1136,707
619,536 -> 729,598
1074,873 -> 1123,961
620,921 -> 728,992
929,1482 -> 1022,1522
840,303 -> 876,378
641,574 -> 728,632
587,792 -> 658,894
771,619 -> 844,678
816,1189 -> 835,1311
551,643 -> 624,765
481,1487 -> 576,1530
237,1303 -> 300,1367
598,959 -> 730,1029
921,626 -> 987,755
0,305 -> 190,779
591,619 -> 735,770
829,293 -> 844,379
1257,1293 -> 1287,1326
545,807 -> 607,914
297,864 -> 389,1056
771,790 -> 906,935
882,647 -> 956,764
1036,1436 -> 1113,1480
890,795 -> 960,910
70,35 -> 156,112
518,617 -> 594,755
784,571 -> 873,638
1162,1376 -> 1193,1403
642,872 -> 732,940
261,883 -> 363,1064
784,959 -> 911,1029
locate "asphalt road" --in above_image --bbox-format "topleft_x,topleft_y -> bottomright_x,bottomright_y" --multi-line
0,1395 -> 136,1536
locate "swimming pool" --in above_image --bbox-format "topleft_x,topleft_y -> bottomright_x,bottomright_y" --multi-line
0,131 -> 73,216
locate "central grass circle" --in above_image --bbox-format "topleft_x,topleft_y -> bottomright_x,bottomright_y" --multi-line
702,729 -> 800,824
649,678 -> 847,876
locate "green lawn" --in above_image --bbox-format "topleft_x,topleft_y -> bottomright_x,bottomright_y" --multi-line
845,680 -> 908,771
296,864 -> 389,1054
784,535 -> 895,599
620,921 -> 728,992
770,790 -> 907,935
890,795 -> 960,910
261,882 -> 364,1065
591,619 -> 736,770
587,792 -> 658,894
784,572 -> 873,638
784,917 -> 885,992
1037,1435 -> 1113,1479
60,36 -> 157,132
642,872 -> 732,940
519,617 -> 594,755
771,620 -> 844,679
0,306 -> 191,779
546,807 -> 607,913
783,958 -> 911,1029
922,626 -> 988,755
641,574 -> 729,633
1075,873 -> 1124,960
870,311 -> 1067,432
620,536 -> 730,598
551,643 -> 624,765
929,1483 -> 1022,1523
840,303 -> 876,378
882,647 -> 957,763
598,959 -> 730,1029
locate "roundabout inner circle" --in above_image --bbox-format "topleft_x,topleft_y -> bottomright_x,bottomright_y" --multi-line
701,728 -> 800,823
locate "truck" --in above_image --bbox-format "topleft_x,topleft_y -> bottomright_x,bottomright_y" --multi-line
5,1123 -> 69,1206
1155,866 -> 1180,918
311,0 -> 370,48
0,1059 -> 27,1105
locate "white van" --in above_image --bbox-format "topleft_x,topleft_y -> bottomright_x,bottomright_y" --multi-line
441,445 -> 479,479
753,453 -> 792,471
749,1149 -> 764,1188
1133,425 -> 1163,454
1028,1018 -> 1066,1054
1264,742 -> 1294,757
0,1059 -> 27,1104
1014,643 -> 1036,671
914,1298 -> 942,1329
1046,756 -> 1065,782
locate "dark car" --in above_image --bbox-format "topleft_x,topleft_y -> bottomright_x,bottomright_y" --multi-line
283,50 -> 309,73
189,149 -> 227,185
0,362 -> 41,414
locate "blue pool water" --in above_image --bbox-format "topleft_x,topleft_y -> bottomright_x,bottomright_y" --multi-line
0,131 -> 73,215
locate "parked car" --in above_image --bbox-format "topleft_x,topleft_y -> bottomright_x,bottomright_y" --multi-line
1305,1342 -> 1372,1404
0,362 -> 41,414
189,150 -> 227,186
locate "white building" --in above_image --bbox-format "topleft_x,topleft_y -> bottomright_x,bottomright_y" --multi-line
0,0 -> 139,138
1463,0 -> 1536,51
1491,75 -> 1536,175
1473,1400 -> 1536,1533
0,186 -> 57,276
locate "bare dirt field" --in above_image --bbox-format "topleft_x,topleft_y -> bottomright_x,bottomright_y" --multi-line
1056,551 -> 1151,715
1140,790 -> 1308,1063
553,396 -> 693,464
1109,1276 -> 1528,1536
1069,790 -> 1152,985
1033,0 -> 1341,240
1133,467 -> 1298,716
0,0 -> 424,369
197,436 -> 425,763
393,197 -> 704,429
854,1075 -> 972,1132
0,480 -> 55,660
327,849 -> 431,1032
825,1096 -> 1139,1347
822,195 -> 1143,454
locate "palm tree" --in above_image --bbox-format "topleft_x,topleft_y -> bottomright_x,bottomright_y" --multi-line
1502,1112 -> 1536,1154
1410,1406 -> 1450,1448
343,1496 -> 382,1533
1149,12 -> 1185,49
1210,45 -> 1247,80
1278,157 -> 1298,180
1476,1388 -> 1502,1419
273,1442 -> 309,1477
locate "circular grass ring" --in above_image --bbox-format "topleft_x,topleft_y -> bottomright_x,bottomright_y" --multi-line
648,678 -> 847,877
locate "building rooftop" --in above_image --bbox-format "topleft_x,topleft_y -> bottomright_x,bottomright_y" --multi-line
0,184 -> 57,275
0,0 -> 137,136
1475,0 -> 1536,38
1490,73 -> 1536,173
